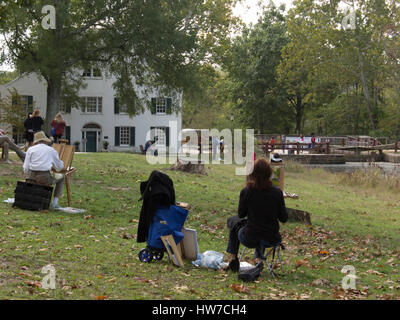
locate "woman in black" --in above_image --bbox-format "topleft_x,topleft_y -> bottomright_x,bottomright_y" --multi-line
23,112 -> 33,150
31,109 -> 44,133
226,158 -> 288,272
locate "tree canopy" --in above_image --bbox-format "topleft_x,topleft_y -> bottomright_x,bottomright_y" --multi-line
0,0 -> 239,132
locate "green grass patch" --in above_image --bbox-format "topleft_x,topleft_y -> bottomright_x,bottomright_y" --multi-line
0,153 -> 399,300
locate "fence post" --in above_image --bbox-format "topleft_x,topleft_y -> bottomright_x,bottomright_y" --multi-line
326,142 -> 330,154
395,141 -> 398,153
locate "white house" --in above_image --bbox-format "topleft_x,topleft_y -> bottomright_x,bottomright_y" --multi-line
0,70 -> 182,153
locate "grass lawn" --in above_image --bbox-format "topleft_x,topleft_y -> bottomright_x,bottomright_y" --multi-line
0,152 -> 399,300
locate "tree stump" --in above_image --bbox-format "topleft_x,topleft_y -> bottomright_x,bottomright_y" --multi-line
169,159 -> 207,175
287,208 -> 312,225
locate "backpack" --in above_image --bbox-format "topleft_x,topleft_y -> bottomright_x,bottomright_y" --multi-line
51,124 -> 57,136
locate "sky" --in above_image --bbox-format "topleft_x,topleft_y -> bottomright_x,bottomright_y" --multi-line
1,0 -> 295,72
233,0 -> 294,25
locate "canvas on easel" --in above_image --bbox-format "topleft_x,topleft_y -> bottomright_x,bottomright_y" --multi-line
52,143 -> 77,206
180,228 -> 199,261
271,164 -> 284,191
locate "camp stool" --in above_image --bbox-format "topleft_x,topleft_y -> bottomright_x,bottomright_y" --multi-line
240,241 -> 285,278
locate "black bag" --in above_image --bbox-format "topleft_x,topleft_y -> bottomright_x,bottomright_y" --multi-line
238,262 -> 264,282
13,181 -> 53,211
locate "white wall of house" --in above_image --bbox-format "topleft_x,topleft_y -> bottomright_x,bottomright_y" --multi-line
0,72 -> 182,153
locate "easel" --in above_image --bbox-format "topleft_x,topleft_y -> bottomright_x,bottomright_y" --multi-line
52,142 -> 77,207
270,163 -> 285,191
160,235 -> 185,268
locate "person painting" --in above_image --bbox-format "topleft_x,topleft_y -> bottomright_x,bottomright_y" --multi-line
51,113 -> 66,143
0,129 -> 26,163
23,131 -> 65,209
225,158 -> 288,273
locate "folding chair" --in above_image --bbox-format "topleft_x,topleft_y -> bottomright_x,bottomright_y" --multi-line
240,241 -> 285,278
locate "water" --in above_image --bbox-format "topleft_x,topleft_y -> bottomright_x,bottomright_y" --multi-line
305,162 -> 400,176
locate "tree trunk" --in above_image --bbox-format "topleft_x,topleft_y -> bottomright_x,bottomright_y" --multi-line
295,93 -> 303,134
45,77 -> 62,134
358,48 -> 376,131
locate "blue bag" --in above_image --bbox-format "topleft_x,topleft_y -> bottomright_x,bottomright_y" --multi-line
147,205 -> 189,249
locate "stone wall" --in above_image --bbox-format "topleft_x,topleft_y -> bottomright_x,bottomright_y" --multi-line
281,154 -> 345,164
384,153 -> 400,163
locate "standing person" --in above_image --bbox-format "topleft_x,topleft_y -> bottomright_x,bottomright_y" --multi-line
51,113 -> 66,143
31,109 -> 44,133
0,129 -> 26,163
24,112 -> 33,150
23,131 -> 65,209
299,134 -> 304,153
311,133 -> 316,149
269,136 -> 276,152
212,136 -> 220,161
225,158 -> 288,273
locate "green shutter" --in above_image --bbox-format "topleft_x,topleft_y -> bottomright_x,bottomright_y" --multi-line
150,126 -> 155,141
165,127 -> 170,147
115,127 -> 120,146
114,98 -> 119,114
151,98 -> 157,114
130,127 -> 135,146
65,126 -> 71,144
166,98 -> 172,114
28,96 -> 33,110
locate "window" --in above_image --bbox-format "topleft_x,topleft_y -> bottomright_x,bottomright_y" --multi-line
156,98 -> 166,114
12,95 -> 33,112
82,68 -> 102,78
119,104 -> 128,113
115,126 -> 135,147
82,97 -> 102,113
153,127 -> 166,146
151,97 -> 172,115
60,101 -> 71,113
120,127 -> 130,145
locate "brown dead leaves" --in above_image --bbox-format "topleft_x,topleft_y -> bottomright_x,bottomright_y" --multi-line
230,283 -> 249,294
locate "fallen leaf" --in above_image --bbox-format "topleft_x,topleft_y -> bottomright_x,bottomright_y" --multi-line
27,281 -> 42,288
230,283 -> 249,294
95,295 -> 107,300
295,259 -> 308,268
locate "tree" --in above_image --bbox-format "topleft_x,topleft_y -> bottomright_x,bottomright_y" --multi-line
224,3 -> 291,134
0,0 -> 238,133
0,89 -> 31,136
280,0 -> 393,135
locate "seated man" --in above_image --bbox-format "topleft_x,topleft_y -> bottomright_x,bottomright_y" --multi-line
144,140 -> 152,152
0,129 -> 26,163
226,158 -> 288,273
23,131 -> 65,209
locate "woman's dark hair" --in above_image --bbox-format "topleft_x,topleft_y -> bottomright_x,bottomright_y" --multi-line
246,158 -> 273,190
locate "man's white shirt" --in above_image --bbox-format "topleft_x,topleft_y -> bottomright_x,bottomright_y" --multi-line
23,144 -> 64,173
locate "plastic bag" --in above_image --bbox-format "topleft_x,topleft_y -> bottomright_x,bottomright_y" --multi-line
192,250 -> 224,270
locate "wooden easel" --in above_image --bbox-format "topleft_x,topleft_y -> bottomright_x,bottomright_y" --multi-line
160,235 -> 185,268
52,143 -> 77,206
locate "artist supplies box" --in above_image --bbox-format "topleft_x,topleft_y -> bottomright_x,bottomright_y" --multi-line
13,181 -> 53,211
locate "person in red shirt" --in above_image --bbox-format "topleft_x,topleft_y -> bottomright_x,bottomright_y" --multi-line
51,113 -> 66,143
269,137 -> 276,152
